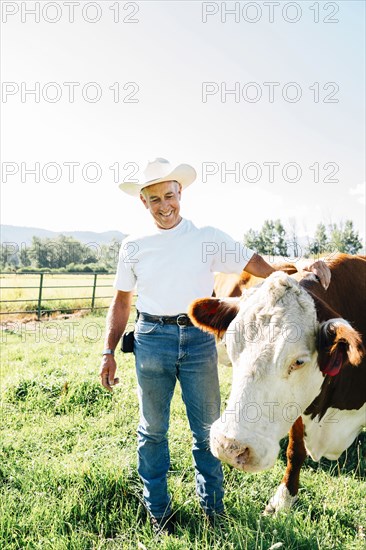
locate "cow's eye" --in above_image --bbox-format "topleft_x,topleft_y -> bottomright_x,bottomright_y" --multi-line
288,359 -> 306,374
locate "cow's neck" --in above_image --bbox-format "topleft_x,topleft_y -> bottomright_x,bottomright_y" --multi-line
300,257 -> 366,418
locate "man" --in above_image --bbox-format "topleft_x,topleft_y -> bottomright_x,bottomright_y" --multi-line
99,158 -> 330,535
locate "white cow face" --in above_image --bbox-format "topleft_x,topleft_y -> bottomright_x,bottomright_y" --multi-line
188,272 -> 363,472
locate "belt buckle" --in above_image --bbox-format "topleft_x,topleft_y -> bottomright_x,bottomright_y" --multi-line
176,314 -> 187,326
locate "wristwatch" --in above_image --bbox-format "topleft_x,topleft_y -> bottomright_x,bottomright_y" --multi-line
102,348 -> 114,356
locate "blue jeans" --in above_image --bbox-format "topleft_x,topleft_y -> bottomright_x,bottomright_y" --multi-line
134,316 -> 224,518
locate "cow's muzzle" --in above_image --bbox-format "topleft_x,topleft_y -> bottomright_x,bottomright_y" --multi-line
210,431 -> 251,469
210,423 -> 278,472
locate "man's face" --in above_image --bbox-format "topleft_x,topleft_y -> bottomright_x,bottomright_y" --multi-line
140,180 -> 182,230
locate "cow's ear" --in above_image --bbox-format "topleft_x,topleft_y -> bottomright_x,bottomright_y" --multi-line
317,319 -> 365,376
188,298 -> 240,337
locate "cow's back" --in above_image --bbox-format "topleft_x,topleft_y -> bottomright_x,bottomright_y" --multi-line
213,261 -> 298,298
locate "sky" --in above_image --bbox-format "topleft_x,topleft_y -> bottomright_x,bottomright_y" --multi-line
1,0 -> 365,248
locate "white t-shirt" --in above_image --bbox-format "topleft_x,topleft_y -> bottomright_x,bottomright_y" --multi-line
113,218 -> 255,315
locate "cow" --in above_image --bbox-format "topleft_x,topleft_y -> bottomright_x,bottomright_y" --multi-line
189,254 -> 366,513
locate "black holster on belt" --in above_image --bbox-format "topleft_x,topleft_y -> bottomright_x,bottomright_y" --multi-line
121,330 -> 134,353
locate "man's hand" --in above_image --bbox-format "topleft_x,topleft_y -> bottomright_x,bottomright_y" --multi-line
301,260 -> 331,290
99,354 -> 120,392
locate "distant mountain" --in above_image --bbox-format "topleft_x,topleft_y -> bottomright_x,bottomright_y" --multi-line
0,225 -> 127,246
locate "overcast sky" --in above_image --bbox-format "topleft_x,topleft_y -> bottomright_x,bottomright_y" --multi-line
1,0 -> 365,247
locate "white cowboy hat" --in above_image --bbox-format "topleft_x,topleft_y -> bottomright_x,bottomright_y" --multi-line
119,157 -> 197,196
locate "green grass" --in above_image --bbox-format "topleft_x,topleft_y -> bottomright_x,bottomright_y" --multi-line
1,313 -> 365,549
0,273 -> 115,315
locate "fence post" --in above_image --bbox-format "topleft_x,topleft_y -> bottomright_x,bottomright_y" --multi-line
37,273 -> 44,320
91,273 -> 98,311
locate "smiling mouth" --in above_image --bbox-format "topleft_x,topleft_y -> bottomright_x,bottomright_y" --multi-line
160,211 -> 173,218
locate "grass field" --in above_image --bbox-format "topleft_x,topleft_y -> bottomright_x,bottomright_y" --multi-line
1,311 -> 365,549
0,273 -> 115,316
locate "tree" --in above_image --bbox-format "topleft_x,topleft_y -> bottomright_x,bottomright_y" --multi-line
0,243 -> 19,270
243,228 -> 260,252
27,235 -> 99,269
328,223 -> 344,253
273,219 -> 287,256
307,223 -> 328,256
99,238 -> 121,271
342,220 -> 363,254
19,246 -> 31,267
330,220 -> 363,254
286,218 -> 301,258
257,219 -> 287,256
244,220 -> 288,256
306,220 -> 363,257
28,237 -> 49,268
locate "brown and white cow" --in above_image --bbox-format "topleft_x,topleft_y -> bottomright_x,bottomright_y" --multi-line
189,254 -> 366,513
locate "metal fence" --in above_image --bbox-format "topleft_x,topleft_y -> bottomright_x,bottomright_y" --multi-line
0,272 -> 116,319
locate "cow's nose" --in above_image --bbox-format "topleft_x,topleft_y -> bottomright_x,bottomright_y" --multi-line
210,431 -> 251,468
